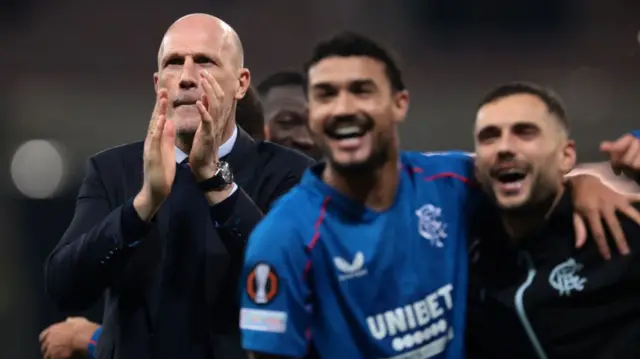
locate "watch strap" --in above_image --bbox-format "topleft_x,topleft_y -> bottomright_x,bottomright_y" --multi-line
197,162 -> 233,192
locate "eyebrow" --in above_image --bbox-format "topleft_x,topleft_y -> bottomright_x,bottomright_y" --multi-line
161,51 -> 219,66
310,82 -> 334,91
310,78 -> 377,90
476,121 -> 541,136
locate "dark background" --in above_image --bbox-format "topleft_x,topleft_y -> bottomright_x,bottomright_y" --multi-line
0,0 -> 639,357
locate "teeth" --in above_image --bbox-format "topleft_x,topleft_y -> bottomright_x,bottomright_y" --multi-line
335,126 -> 362,136
497,169 -> 526,178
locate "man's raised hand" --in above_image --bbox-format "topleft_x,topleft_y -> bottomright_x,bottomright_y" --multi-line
190,70 -> 226,181
134,89 -> 176,221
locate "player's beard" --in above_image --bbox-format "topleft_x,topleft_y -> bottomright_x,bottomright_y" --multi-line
481,169 -> 559,216
518,173 -> 561,214
327,130 -> 391,176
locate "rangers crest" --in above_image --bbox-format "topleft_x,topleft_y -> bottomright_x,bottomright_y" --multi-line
415,204 -> 448,247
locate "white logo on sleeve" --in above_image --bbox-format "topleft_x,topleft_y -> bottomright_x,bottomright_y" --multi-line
334,251 -> 367,281
548,258 -> 587,296
240,308 -> 287,333
253,264 -> 271,304
416,204 -> 448,247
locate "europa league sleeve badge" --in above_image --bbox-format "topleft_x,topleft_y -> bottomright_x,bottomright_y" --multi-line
246,262 -> 280,305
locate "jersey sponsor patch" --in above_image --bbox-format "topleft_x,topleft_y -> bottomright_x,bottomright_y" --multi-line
240,308 -> 287,333
246,262 -> 279,305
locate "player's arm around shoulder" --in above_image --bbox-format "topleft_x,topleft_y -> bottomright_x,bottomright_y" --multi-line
616,201 -> 640,253
241,194 -> 314,359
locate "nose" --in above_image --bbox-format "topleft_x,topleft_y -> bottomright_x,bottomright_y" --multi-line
292,126 -> 314,148
493,134 -> 518,161
495,133 -> 516,153
179,57 -> 198,90
332,91 -> 357,117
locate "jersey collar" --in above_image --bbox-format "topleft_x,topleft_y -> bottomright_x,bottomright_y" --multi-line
301,162 -> 406,221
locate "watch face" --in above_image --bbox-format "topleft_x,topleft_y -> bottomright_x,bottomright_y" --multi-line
219,161 -> 234,184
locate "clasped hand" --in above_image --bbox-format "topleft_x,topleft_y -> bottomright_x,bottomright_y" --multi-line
135,71 -> 227,219
189,70 -> 227,181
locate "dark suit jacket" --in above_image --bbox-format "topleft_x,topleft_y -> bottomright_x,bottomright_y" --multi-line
44,127 -> 314,359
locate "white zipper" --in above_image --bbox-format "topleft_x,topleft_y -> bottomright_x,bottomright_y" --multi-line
514,251 -> 548,359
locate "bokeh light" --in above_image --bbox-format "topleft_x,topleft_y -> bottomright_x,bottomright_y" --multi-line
10,139 -> 67,199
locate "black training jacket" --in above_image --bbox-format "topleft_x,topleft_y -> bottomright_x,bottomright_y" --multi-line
466,188 -> 640,359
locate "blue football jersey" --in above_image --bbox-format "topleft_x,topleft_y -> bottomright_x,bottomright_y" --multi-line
240,151 -> 478,359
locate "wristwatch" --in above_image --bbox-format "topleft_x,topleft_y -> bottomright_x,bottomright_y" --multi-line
197,161 -> 234,192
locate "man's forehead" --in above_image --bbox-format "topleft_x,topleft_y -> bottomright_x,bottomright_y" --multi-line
160,30 -> 224,59
264,88 -> 307,119
475,94 -> 550,129
308,56 -> 386,85
264,86 -> 306,102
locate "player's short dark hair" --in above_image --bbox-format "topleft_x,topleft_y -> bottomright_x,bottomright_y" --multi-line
236,86 -> 265,141
303,31 -> 405,93
478,81 -> 569,131
256,71 -> 305,97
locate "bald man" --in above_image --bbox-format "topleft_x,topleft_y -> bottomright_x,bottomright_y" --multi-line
44,14 -> 313,359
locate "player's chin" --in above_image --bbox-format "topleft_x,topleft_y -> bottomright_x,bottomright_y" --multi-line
329,151 -> 378,174
330,145 -> 372,165
492,187 -> 532,211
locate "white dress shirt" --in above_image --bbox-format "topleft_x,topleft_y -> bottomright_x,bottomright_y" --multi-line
174,126 -> 239,195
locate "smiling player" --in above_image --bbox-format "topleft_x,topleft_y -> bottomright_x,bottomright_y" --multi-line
240,31 -> 474,359
239,33 -> 639,359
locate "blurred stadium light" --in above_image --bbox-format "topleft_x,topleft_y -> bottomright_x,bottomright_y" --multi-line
10,139 -> 68,199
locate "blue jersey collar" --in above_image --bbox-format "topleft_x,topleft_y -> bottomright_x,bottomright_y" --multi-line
300,162 -> 406,221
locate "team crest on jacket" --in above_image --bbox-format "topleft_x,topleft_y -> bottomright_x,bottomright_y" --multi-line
416,204 -> 448,247
548,258 -> 587,296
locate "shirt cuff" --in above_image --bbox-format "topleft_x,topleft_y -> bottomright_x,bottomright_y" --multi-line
87,326 -> 102,359
120,199 -> 151,246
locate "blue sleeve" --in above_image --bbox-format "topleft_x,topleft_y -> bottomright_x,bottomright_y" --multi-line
421,151 -> 482,208
87,326 -> 102,359
240,210 -> 310,357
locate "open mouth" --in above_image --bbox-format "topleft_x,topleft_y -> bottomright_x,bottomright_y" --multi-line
330,125 -> 369,140
325,118 -> 374,141
496,169 -> 527,183
493,167 -> 528,192
173,99 -> 197,108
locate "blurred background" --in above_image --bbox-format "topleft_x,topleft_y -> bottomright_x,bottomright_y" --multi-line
0,0 -> 638,357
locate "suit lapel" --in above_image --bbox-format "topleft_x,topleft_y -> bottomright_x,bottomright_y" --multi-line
223,127 -> 260,189
144,128 -> 259,335
204,127 -> 258,328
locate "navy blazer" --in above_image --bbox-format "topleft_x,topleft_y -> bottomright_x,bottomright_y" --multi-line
45,127 -> 314,359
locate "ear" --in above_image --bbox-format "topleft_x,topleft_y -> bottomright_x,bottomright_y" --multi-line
153,72 -> 159,93
560,139 -> 577,174
235,68 -> 251,100
263,124 -> 271,140
392,90 -> 410,123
